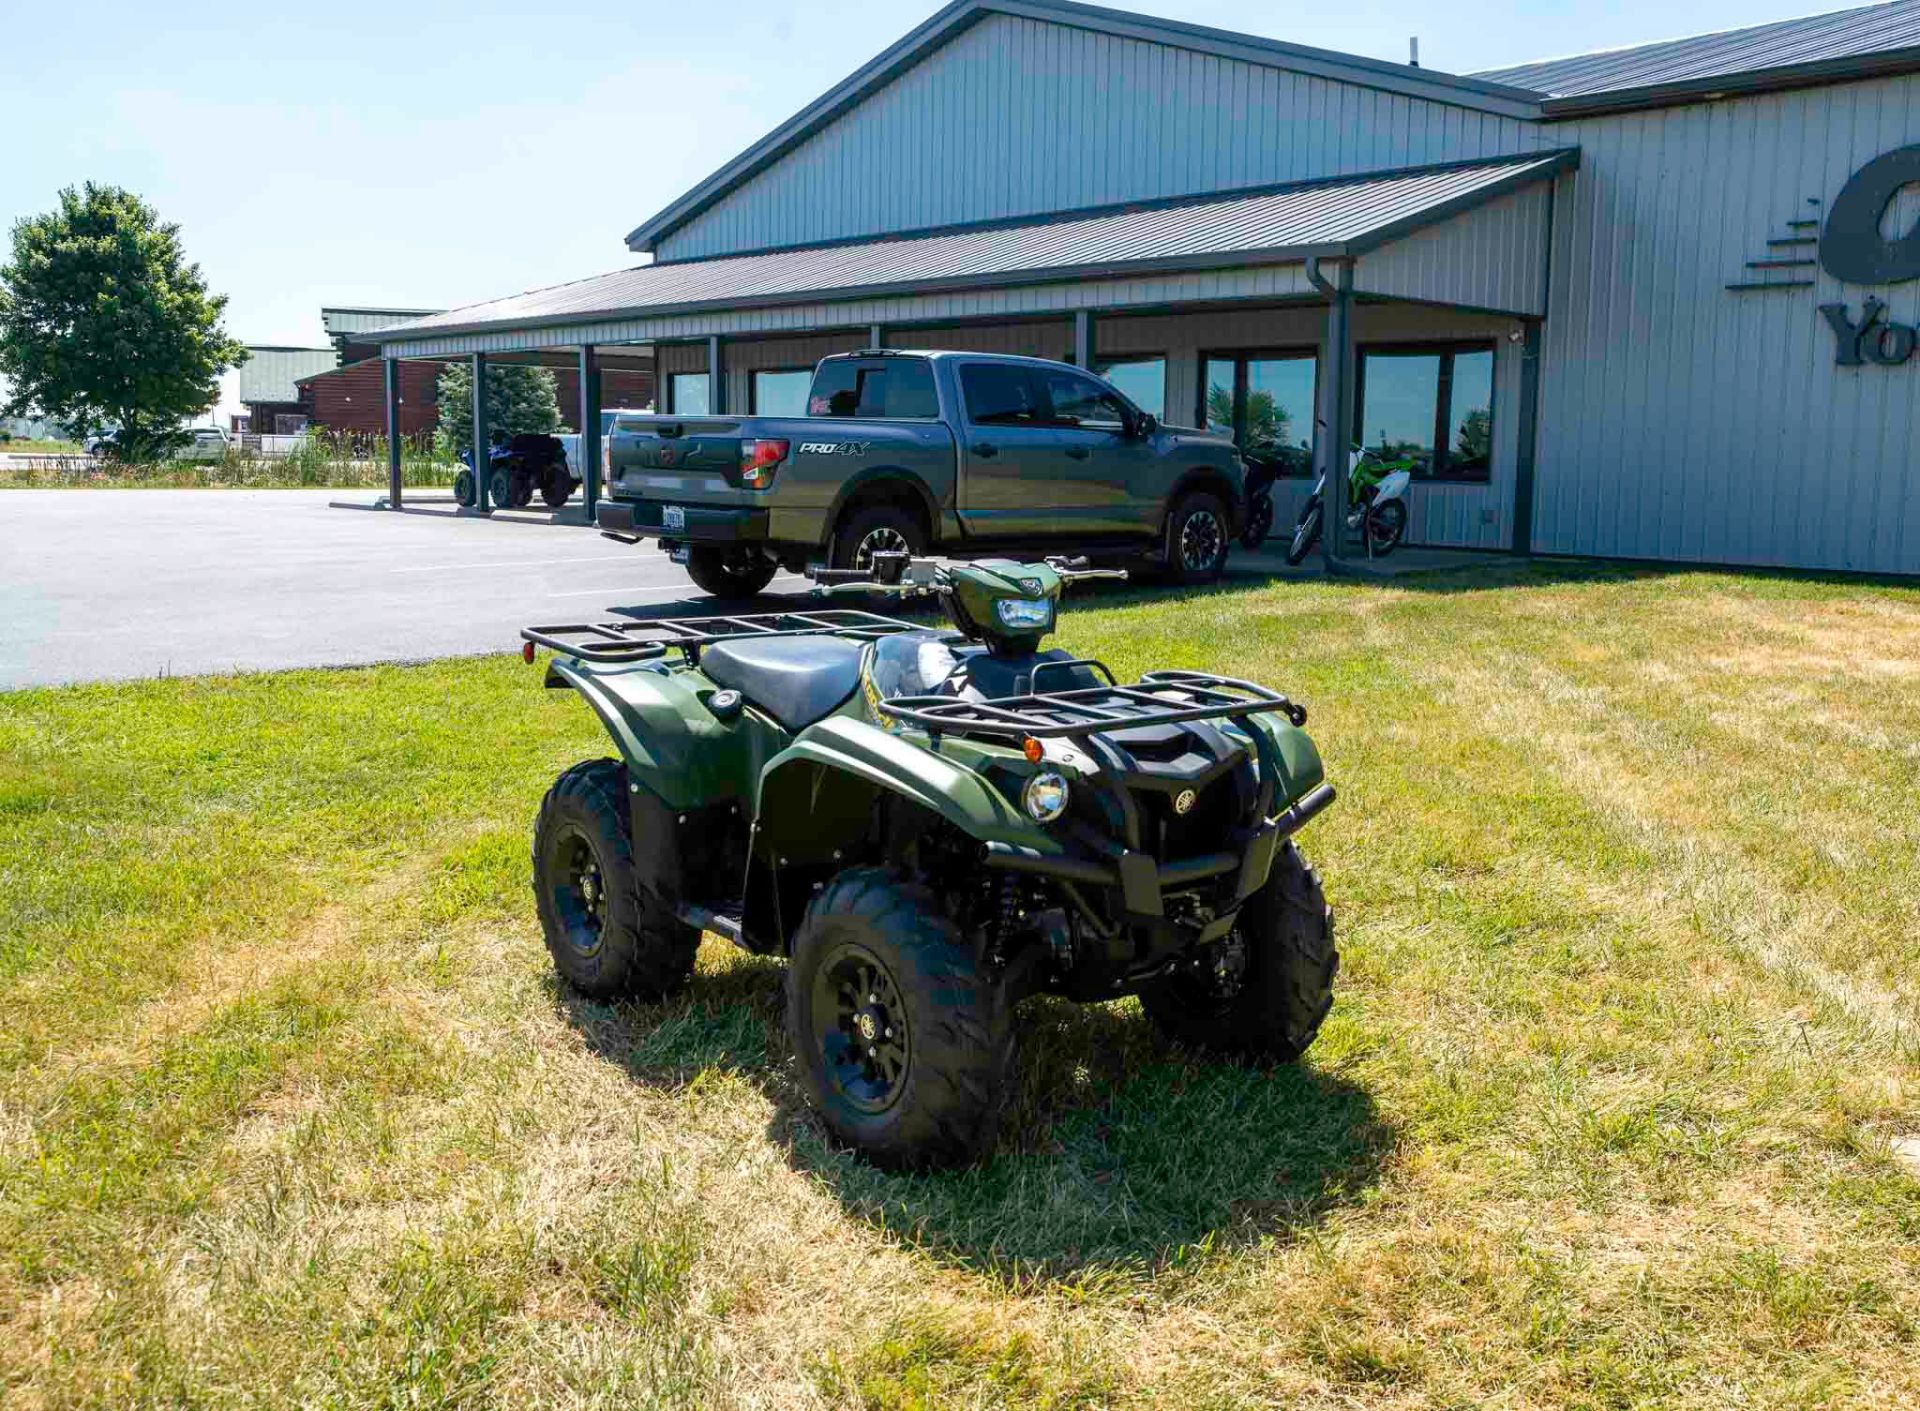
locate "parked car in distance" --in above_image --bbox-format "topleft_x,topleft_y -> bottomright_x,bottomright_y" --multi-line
172,427 -> 233,462
86,427 -> 231,461
556,407 -> 649,490
597,351 -> 1245,599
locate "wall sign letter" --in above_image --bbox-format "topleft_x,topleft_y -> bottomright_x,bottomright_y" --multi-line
1821,145 -> 1920,285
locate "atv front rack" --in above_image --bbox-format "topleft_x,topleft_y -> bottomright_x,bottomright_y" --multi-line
877,669 -> 1307,739
523,609 -> 916,664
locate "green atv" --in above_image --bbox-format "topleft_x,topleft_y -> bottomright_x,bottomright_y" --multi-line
524,554 -> 1337,1170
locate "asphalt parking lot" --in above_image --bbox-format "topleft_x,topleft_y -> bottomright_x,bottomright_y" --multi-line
0,489 -> 809,688
0,488 -> 1465,690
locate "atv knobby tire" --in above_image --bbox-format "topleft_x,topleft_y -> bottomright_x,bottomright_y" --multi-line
1141,842 -> 1336,1061
532,758 -> 699,999
787,867 -> 1014,1170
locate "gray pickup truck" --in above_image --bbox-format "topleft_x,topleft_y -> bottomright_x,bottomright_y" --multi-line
597,350 -> 1245,599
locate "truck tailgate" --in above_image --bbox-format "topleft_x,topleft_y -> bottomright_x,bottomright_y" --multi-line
609,417 -> 755,506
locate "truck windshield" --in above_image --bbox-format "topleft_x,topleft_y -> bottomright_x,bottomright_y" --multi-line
807,359 -> 939,419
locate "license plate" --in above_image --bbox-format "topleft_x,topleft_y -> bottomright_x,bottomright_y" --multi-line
662,505 -> 686,531
669,545 -> 689,564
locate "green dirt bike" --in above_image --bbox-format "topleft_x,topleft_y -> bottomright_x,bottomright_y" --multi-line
523,553 -> 1337,1170
1284,444 -> 1417,566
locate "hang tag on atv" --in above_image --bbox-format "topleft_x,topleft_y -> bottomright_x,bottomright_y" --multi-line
669,545 -> 690,564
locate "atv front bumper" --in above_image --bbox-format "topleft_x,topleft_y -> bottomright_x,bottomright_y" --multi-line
598,499 -> 769,543
982,779 -> 1336,939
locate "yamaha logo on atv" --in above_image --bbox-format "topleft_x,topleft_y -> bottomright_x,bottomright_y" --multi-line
797,441 -> 871,456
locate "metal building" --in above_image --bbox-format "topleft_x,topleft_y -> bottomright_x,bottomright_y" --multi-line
362,0 -> 1920,575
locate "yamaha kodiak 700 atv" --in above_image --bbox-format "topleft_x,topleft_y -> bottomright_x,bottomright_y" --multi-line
524,554 -> 1337,1169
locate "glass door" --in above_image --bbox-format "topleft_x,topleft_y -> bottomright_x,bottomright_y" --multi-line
1201,351 -> 1318,477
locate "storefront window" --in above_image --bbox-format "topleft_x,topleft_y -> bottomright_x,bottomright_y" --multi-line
1200,351 -> 1317,477
1449,350 -> 1494,475
669,372 -> 710,416
1356,343 -> 1496,482
1094,357 -> 1165,419
751,369 -> 811,416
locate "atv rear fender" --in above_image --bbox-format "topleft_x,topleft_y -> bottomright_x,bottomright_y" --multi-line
544,658 -> 779,810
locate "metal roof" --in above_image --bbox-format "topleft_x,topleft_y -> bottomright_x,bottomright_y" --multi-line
624,0 -> 1544,253
1474,0 -> 1920,108
320,306 -> 441,337
367,151 -> 1573,345
237,347 -> 337,404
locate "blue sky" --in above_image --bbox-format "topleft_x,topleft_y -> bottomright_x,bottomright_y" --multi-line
6,0 -> 1847,355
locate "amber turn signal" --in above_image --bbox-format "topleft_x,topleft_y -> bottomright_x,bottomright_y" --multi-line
1022,736 -> 1043,763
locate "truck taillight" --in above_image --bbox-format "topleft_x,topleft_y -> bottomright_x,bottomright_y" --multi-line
601,434 -> 612,481
739,438 -> 789,489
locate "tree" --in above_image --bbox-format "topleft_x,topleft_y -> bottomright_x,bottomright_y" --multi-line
0,184 -> 245,458
1205,384 -> 1293,453
1455,406 -> 1492,467
437,361 -> 562,458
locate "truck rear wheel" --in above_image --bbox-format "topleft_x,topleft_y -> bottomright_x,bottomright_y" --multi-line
685,547 -> 778,599
831,502 -> 925,571
1140,842 -> 1336,1062
786,867 -> 1014,1171
532,759 -> 700,999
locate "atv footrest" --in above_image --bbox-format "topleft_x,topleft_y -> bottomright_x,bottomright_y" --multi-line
677,902 -> 744,946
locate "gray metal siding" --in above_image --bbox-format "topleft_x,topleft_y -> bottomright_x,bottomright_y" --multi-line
1532,71 -> 1920,574
658,13 -> 1548,262
1353,183 -> 1553,316
238,347 -> 337,404
378,155 -> 1557,348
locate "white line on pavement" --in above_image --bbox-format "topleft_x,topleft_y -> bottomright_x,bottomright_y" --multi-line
388,554 -> 652,573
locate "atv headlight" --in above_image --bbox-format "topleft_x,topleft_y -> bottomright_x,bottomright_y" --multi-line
1022,771 -> 1070,823
995,596 -> 1054,630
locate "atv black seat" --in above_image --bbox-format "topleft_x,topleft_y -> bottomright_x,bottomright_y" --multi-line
701,636 -> 865,731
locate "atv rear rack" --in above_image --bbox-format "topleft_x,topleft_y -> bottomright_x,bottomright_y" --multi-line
877,669 -> 1307,739
523,609 -> 916,664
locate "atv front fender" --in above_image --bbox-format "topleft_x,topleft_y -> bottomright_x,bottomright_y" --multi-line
755,714 -> 1061,864
1244,712 -> 1326,808
545,658 -> 772,811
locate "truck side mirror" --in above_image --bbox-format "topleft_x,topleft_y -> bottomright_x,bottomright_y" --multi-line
1134,412 -> 1158,438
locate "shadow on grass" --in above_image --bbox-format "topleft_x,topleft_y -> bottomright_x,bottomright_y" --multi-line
556,957 -> 1389,1282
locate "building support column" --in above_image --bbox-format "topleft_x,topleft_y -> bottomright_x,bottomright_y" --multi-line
470,352 -> 490,513
1072,309 -> 1094,369
1317,261 -> 1355,575
578,345 -> 602,521
867,323 -> 884,349
706,335 -> 725,415
383,355 -> 402,510
1509,319 -> 1543,556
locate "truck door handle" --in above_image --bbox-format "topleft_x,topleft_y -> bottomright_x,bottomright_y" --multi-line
972,442 -> 997,458
1065,446 -> 1091,460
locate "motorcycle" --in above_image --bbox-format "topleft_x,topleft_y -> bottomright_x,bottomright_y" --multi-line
1284,442 -> 1416,566
1238,442 -> 1298,548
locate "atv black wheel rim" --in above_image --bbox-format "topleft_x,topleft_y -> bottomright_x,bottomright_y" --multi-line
854,526 -> 910,569
550,826 -> 608,958
811,941 -> 911,1113
1180,508 -> 1224,572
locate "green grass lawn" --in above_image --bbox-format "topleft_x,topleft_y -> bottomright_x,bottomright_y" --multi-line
2,564 -> 1917,1409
